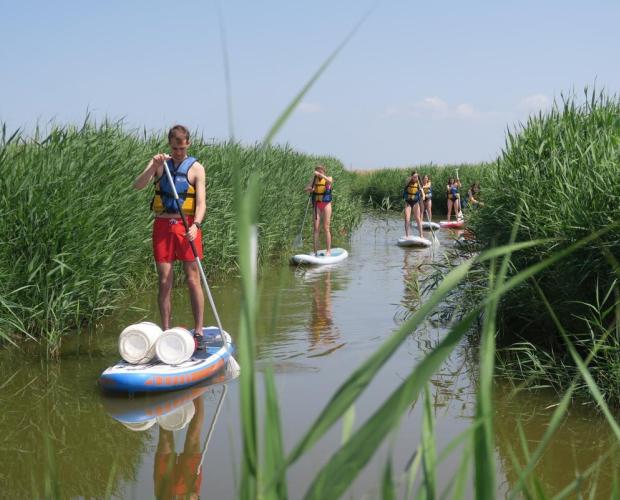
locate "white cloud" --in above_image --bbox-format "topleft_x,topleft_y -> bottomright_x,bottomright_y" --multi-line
519,94 -> 551,112
413,96 -> 449,114
382,97 -> 489,120
455,103 -> 476,118
297,101 -> 322,114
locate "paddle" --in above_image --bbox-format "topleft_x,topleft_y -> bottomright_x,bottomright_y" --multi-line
425,208 -> 439,245
197,384 -> 228,473
161,157 -> 227,351
293,175 -> 316,248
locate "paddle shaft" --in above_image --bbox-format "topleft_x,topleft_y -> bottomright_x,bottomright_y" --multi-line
197,384 -> 227,473
161,158 -> 225,339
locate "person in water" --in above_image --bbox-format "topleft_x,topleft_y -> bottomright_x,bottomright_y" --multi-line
154,396 -> 205,499
133,125 -> 207,350
465,182 -> 484,208
305,164 -> 333,256
403,171 -> 425,238
446,177 -> 462,222
422,174 -> 433,222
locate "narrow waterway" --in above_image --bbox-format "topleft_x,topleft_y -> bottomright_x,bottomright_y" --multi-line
0,213 -> 616,498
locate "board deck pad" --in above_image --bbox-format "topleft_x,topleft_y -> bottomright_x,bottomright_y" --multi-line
291,247 -> 349,265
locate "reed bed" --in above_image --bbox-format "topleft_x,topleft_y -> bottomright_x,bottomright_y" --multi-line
466,90 -> 620,403
351,163 -> 489,214
0,122 -> 360,350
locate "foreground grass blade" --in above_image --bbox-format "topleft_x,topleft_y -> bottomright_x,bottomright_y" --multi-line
421,384 -> 436,500
262,365 -> 288,500
288,259 -> 474,465
533,281 -> 620,440
302,310 -> 478,499
289,240 -> 546,467
263,4 -> 376,144
235,166 -> 261,497
381,457 -> 396,500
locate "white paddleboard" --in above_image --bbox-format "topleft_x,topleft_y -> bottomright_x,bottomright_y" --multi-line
397,235 -> 432,247
422,221 -> 440,230
291,247 -> 348,265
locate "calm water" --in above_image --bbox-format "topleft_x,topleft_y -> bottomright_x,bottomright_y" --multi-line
0,214 -> 616,498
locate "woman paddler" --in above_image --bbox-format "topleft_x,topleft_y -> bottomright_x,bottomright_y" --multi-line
304,164 -> 333,256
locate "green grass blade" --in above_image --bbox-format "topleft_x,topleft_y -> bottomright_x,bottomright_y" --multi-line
532,280 -> 620,440
341,404 -> 356,445
508,386 -> 575,499
302,310 -> 478,499
288,259 -> 475,465
381,457 -> 397,500
404,445 -> 422,500
263,4 -> 376,144
421,384 -> 436,499
262,364 -> 288,500
235,166 -> 261,497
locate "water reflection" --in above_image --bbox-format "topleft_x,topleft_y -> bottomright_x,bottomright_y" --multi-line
494,381 -> 619,497
103,378 -> 230,500
0,357 -> 148,499
307,269 -> 340,349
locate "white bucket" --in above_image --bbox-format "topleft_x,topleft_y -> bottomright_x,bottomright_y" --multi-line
155,327 -> 195,365
121,419 -> 157,432
157,400 -> 196,431
118,322 -> 163,364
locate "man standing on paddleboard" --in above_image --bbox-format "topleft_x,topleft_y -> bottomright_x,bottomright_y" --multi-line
133,125 -> 207,350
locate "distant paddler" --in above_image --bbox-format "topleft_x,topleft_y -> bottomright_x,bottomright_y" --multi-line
446,176 -> 463,222
132,124 -> 208,350
422,174 -> 433,221
305,164 -> 333,256
402,170 -> 426,238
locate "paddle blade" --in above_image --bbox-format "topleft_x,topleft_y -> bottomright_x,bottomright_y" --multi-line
293,234 -> 304,248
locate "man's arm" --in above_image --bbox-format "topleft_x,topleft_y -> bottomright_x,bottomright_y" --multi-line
186,162 -> 206,242
133,154 -> 166,190
193,162 -> 206,224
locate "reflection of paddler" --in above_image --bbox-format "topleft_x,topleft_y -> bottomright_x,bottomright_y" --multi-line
153,386 -> 227,500
309,271 -> 338,348
154,395 -> 205,499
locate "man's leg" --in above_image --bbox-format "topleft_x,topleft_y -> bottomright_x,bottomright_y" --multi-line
183,260 -> 204,334
156,262 -> 174,330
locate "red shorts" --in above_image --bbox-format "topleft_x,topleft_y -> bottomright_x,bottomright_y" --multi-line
314,201 -> 331,211
153,217 -> 203,263
154,452 -> 203,497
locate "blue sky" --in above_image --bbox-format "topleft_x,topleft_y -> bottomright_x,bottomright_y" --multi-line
2,1 -> 619,168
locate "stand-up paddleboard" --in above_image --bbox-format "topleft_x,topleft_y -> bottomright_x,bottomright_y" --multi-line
417,221 -> 440,230
99,327 -> 235,394
101,368 -> 237,429
291,247 -> 348,265
439,220 -> 464,229
397,235 -> 432,247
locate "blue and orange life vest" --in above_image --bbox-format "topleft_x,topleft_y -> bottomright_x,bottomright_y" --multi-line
403,180 -> 423,203
313,177 -> 332,203
423,181 -> 432,199
151,157 -> 197,215
447,184 -> 459,201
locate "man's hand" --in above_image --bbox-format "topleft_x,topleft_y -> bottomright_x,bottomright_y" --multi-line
186,223 -> 200,242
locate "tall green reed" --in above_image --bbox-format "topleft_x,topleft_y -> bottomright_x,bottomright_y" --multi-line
468,89 -> 620,403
